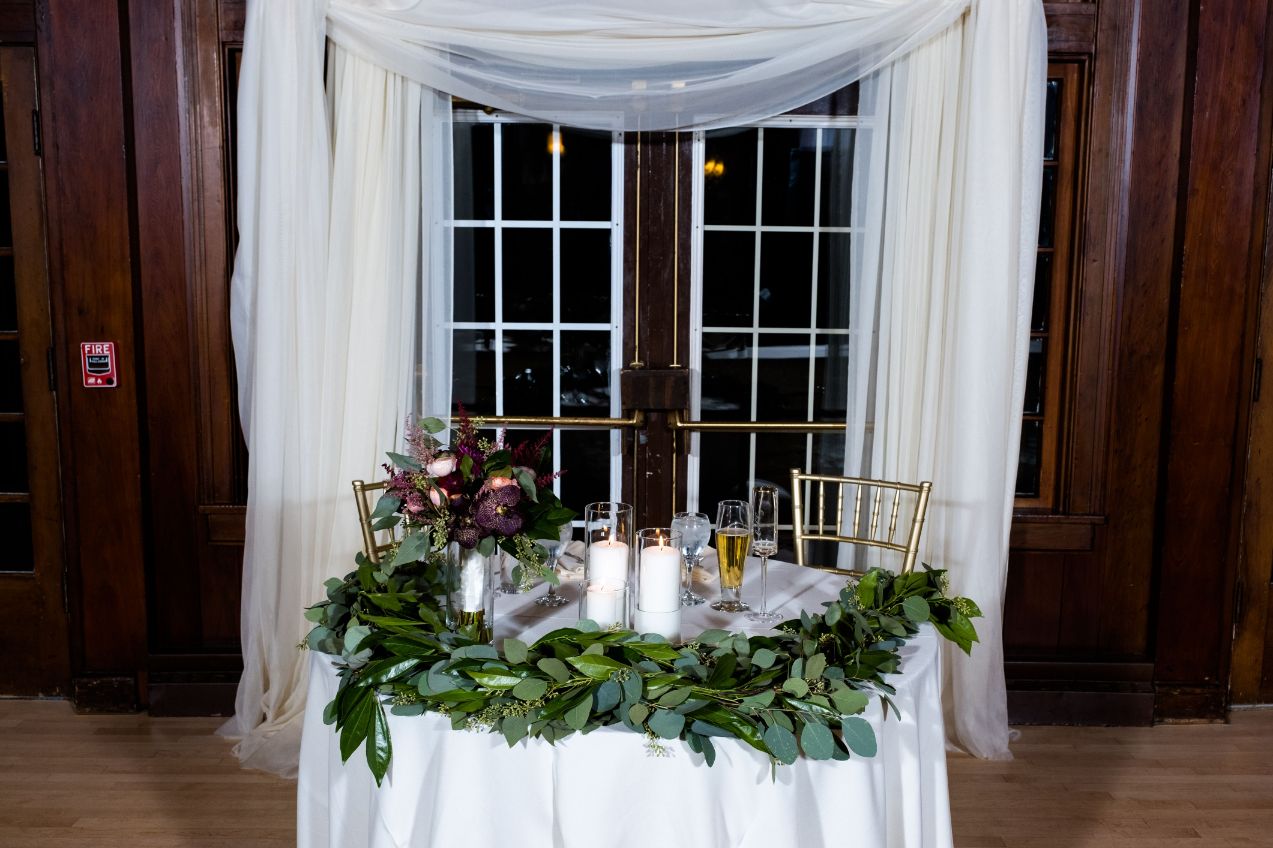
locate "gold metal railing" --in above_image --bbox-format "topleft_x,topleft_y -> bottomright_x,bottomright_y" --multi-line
469,410 -> 646,429
666,409 -> 847,433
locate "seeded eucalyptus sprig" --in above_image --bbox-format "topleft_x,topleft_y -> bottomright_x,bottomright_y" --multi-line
305,556 -> 980,785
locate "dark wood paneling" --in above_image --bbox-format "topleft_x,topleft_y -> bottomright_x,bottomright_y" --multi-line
1043,3 -> 1097,54
36,0 -> 147,689
1155,0 -> 1268,708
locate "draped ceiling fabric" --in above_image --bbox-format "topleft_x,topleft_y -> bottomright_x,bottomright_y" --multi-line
224,0 -> 1045,775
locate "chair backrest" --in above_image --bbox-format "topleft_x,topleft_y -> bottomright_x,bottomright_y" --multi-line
789,468 -> 932,575
352,479 -> 395,564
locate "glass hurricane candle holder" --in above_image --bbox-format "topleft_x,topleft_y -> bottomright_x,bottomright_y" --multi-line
583,501 -> 634,588
579,578 -> 629,630
634,527 -> 682,641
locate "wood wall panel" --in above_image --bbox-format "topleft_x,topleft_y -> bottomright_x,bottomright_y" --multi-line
1155,0 -> 1269,697
35,0 -> 147,692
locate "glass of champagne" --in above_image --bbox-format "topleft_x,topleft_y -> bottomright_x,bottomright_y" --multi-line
745,486 -> 780,624
713,499 -> 751,612
671,511 -> 709,606
534,522 -> 574,608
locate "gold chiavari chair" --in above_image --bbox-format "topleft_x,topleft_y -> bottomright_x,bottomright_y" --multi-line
351,479 -> 396,564
789,468 -> 932,576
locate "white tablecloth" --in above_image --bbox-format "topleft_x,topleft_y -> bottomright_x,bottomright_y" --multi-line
298,559 -> 953,848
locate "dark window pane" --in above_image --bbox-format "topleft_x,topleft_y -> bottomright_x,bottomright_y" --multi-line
1032,253 -> 1052,332
503,330 -> 552,416
704,128 -> 758,226
1015,420 -> 1043,498
0,171 -> 11,250
451,329 -> 495,412
759,232 -> 812,328
820,129 -> 855,227
817,233 -> 852,330
0,255 -> 15,331
0,421 -> 26,491
501,124 -> 552,221
812,333 -> 850,420
1038,165 -> 1057,248
560,128 -> 611,221
560,230 -> 611,324
501,228 -> 551,323
0,339 -> 21,412
700,333 -> 751,421
755,333 -> 810,421
1024,337 -> 1046,415
698,433 -> 751,511
1044,78 -> 1061,161
702,231 -> 754,327
453,122 -> 494,220
452,227 -> 494,322
559,429 -> 610,510
760,128 -> 816,227
0,85 -> 8,163
560,330 -> 610,415
0,502 -> 32,570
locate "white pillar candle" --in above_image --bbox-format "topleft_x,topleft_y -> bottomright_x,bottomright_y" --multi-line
633,608 -> 681,642
588,538 -> 629,586
638,542 -> 682,613
586,582 -> 626,628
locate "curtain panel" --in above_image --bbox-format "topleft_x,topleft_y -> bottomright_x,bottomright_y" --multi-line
225,0 -> 1045,775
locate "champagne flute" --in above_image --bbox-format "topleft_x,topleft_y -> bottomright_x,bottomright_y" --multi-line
671,511 -> 709,606
712,499 -> 751,612
745,486 -> 780,624
535,523 -> 574,608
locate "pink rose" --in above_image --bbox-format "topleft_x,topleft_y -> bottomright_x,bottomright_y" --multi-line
486,475 -> 518,490
428,487 -> 444,507
426,452 -> 457,478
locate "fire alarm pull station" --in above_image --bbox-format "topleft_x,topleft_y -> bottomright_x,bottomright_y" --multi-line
81,342 -> 118,388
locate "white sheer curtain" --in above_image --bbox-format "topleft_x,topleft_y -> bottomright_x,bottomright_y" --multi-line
226,0 -> 1044,774
846,6 -> 1046,759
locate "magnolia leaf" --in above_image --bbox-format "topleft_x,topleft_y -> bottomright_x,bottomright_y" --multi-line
841,716 -> 877,757
537,657 -> 571,683
567,653 -> 628,680
503,637 -> 529,666
902,595 -> 930,623
514,468 -> 539,503
360,657 -> 420,685
648,709 -> 686,740
339,687 -> 376,763
367,696 -> 392,784
466,668 -> 526,689
565,694 -> 593,731
800,720 -> 835,760
386,451 -> 422,471
762,724 -> 799,765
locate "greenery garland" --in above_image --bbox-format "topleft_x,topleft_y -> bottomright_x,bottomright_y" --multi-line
306,552 -> 982,785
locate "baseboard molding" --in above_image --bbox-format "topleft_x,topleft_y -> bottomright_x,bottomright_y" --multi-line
147,678 -> 239,717
71,675 -> 139,713
1154,684 -> 1228,721
1006,660 -> 1155,725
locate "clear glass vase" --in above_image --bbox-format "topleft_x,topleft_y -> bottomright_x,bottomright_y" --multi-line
445,542 -> 495,643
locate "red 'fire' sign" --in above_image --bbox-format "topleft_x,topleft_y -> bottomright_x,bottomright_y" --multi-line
80,342 -> 118,388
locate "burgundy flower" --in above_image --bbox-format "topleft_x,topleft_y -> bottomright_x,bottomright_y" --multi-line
452,519 -> 481,549
474,484 -> 524,537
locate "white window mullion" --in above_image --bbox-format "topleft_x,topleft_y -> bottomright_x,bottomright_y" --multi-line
748,128 -> 765,492
807,127 -> 824,475
551,125 -> 563,498
493,124 -> 506,416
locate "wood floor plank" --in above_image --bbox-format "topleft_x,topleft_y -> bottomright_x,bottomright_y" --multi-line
0,701 -> 1270,847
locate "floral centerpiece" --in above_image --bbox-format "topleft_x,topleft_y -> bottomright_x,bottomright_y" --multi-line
370,411 -> 575,640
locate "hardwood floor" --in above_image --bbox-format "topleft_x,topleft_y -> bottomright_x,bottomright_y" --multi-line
0,700 -> 1270,846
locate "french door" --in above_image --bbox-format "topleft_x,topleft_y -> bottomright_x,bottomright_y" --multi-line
444,100 -> 857,534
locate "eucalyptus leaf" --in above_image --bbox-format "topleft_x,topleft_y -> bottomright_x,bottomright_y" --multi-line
419,416 -> 446,434
841,716 -> 877,757
537,657 -> 571,683
595,679 -> 622,713
648,709 -> 686,740
502,715 -> 529,747
567,653 -> 628,680
750,648 -> 778,669
800,720 -> 835,760
511,677 -> 549,702
762,724 -> 799,765
565,694 -> 593,731
503,638 -> 529,666
628,703 -> 650,725
386,451 -> 422,471
902,595 -> 930,622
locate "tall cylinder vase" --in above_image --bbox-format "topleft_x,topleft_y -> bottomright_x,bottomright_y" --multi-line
446,542 -> 495,643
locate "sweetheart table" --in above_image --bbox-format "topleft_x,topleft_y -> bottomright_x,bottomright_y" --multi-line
297,559 -> 954,848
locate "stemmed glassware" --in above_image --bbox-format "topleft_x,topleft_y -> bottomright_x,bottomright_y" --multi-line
671,511 -> 709,606
712,499 -> 751,612
534,522 -> 574,608
745,485 -> 780,624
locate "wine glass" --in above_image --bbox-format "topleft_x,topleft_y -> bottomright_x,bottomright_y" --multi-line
745,486 -> 780,624
712,499 -> 751,612
535,523 -> 574,608
671,511 -> 709,606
